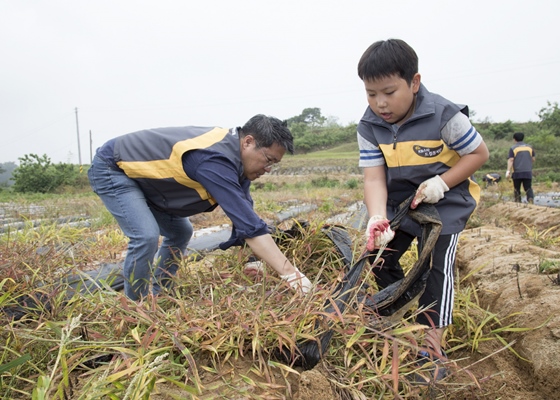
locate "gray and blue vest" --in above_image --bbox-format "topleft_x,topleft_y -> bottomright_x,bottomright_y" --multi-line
113,126 -> 242,217
510,142 -> 534,175
358,85 -> 481,235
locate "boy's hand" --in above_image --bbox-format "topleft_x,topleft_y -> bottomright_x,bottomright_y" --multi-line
365,215 -> 395,251
280,267 -> 312,293
412,175 -> 449,209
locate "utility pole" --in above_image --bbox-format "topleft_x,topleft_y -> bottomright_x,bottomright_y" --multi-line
75,107 -> 83,169
89,130 -> 93,164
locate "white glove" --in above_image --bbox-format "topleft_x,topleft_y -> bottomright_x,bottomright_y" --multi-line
280,267 -> 312,294
412,175 -> 449,208
365,215 -> 395,251
505,170 -> 511,179
244,259 -> 264,272
243,258 -> 264,278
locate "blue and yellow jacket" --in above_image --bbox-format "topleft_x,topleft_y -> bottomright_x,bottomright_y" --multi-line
510,142 -> 534,179
111,126 -> 242,217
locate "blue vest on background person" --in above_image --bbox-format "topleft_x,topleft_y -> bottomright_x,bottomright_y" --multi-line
113,126 -> 243,217
511,142 -> 534,179
357,84 -> 481,236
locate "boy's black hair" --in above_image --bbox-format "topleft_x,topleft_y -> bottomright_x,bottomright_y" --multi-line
357,38 -> 418,84
513,132 -> 525,142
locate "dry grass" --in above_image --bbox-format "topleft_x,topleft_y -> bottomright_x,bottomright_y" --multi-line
0,171 -> 540,399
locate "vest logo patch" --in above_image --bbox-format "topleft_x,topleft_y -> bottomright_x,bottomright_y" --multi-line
413,144 -> 443,158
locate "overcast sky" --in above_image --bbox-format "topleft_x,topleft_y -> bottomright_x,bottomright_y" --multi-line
2,0 -> 559,164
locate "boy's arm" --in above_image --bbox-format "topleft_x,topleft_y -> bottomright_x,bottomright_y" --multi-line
435,112 -> 490,188
439,141 -> 490,188
364,165 -> 388,217
363,166 -> 395,250
412,143 -> 489,209
412,112 -> 490,209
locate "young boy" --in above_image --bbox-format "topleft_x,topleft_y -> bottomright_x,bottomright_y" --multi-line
356,39 -> 489,380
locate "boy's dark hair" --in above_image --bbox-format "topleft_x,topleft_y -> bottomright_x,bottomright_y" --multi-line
513,132 -> 525,142
357,38 -> 418,84
239,114 -> 294,154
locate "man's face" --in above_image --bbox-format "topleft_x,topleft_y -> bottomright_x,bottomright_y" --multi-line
363,73 -> 420,126
240,135 -> 285,181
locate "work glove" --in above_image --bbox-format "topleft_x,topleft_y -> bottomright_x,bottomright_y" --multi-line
365,215 -> 395,251
505,170 -> 511,179
280,267 -> 312,294
412,175 -> 449,209
243,257 -> 264,278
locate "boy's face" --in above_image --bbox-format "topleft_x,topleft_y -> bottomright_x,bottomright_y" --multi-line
363,73 -> 420,126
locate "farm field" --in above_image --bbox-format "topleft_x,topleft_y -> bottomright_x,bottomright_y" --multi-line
1,163 -> 559,399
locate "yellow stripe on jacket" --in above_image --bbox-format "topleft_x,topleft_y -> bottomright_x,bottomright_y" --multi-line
117,127 -> 229,201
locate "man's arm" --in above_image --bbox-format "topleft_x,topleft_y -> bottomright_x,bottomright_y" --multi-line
506,146 -> 515,177
244,235 -> 295,275
187,151 -> 311,292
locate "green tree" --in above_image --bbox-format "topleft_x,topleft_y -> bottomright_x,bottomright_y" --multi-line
287,107 -> 326,128
486,120 -> 515,140
287,121 -> 308,139
538,101 -> 560,136
11,154 -> 80,193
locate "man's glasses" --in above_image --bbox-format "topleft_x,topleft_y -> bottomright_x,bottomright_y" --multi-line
260,147 -> 279,167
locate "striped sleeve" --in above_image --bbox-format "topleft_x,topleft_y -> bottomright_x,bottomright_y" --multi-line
443,112 -> 483,156
358,132 -> 385,168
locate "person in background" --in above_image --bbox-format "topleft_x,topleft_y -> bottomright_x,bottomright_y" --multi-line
482,172 -> 501,187
506,132 -> 535,203
356,39 -> 489,382
88,114 -> 312,301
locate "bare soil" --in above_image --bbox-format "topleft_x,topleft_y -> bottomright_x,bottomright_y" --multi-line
449,200 -> 560,400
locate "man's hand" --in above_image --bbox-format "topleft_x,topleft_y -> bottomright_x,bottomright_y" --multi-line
280,267 -> 312,293
365,215 -> 395,251
411,175 -> 449,209
243,258 -> 264,278
505,170 -> 511,179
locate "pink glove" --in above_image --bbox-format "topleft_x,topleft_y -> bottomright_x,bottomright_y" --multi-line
412,175 -> 449,209
365,215 -> 395,251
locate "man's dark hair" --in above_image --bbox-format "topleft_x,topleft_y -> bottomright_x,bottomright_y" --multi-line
357,38 -> 418,84
513,132 -> 525,142
239,115 -> 294,154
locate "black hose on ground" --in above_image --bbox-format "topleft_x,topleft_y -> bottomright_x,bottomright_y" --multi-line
275,194 -> 442,370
